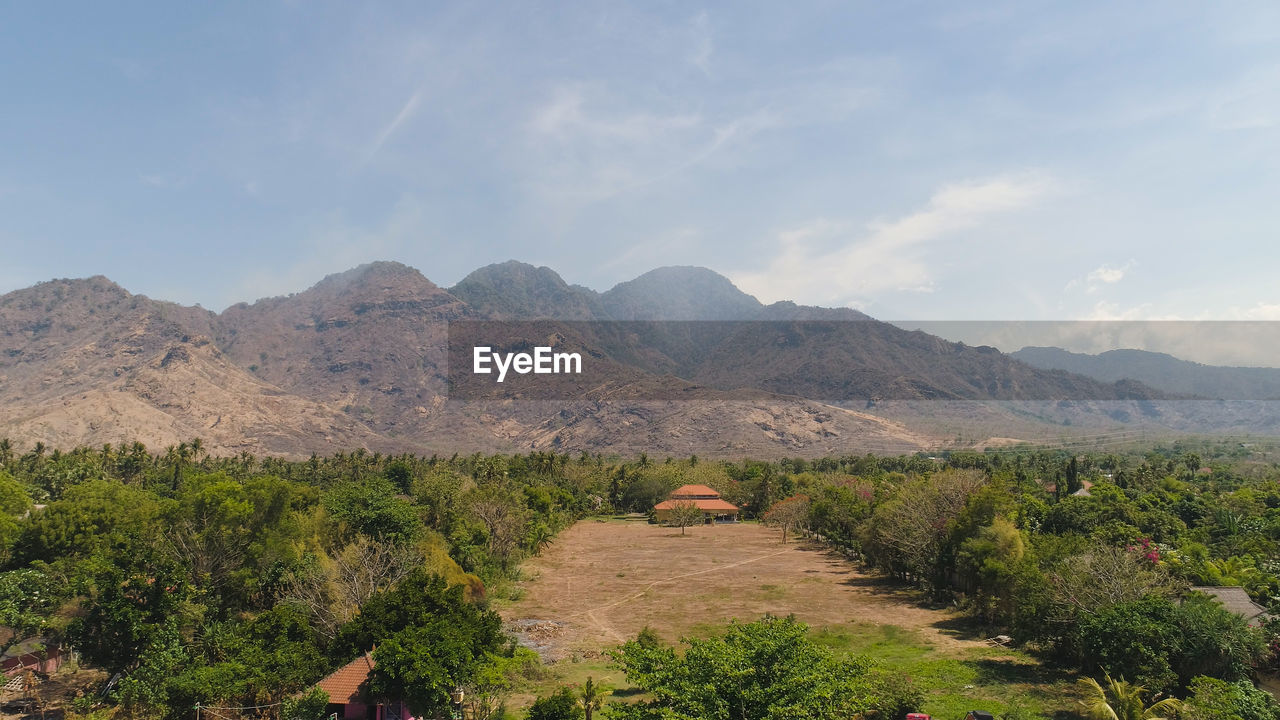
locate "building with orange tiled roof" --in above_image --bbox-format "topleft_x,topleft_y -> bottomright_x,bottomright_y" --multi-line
654,484 -> 739,523
315,652 -> 418,720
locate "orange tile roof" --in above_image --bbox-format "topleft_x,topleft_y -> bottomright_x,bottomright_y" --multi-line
654,498 -> 739,512
670,484 -> 721,498
316,652 -> 374,703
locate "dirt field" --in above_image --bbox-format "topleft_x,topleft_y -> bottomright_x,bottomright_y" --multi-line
502,519 -> 985,660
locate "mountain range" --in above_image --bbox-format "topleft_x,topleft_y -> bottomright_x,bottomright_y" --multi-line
1,260 -> 1273,457
1012,346 -> 1280,401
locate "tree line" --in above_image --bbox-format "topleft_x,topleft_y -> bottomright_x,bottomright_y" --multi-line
5,438 -> 1280,718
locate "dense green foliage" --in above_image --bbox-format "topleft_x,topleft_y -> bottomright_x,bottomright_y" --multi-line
0,442 -> 589,719
778,442 -> 1280,713
611,616 -> 921,720
5,438 -> 1280,717
1184,676 -> 1280,720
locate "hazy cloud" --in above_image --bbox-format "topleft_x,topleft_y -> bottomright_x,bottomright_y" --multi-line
226,197 -> 426,308
731,173 -> 1057,307
689,11 -> 713,76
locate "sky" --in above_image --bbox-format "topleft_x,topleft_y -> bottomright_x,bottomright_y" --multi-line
3,2 -> 1280,324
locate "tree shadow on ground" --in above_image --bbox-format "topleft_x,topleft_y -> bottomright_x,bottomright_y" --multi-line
835,574 -> 955,613
609,687 -> 646,699
970,657 -> 1054,685
968,657 -> 1082,716
787,543 -> 957,610
930,614 -> 1003,643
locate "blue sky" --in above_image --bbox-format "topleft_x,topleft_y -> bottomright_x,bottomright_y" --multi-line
3,2 -> 1279,321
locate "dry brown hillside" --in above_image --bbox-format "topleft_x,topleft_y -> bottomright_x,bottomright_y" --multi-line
0,277 -> 388,455
4,261 -> 1262,458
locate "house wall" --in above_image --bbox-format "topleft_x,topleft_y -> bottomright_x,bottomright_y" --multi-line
655,509 -> 738,523
330,700 -> 415,720
2,647 -> 63,676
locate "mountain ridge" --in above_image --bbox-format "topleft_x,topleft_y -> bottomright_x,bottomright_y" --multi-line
0,261 -> 1245,457
1012,346 -> 1280,401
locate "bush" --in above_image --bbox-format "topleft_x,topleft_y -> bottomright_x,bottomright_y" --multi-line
1184,676 -> 1280,720
1074,594 -> 1267,694
527,687 -> 583,720
282,688 -> 330,720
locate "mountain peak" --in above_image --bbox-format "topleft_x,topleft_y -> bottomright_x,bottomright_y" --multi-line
454,260 -> 571,290
313,261 -> 436,291
450,260 -> 603,319
624,265 -> 738,287
3,275 -> 131,301
602,266 -> 763,320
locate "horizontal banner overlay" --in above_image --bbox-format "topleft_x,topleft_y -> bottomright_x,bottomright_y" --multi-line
445,320 -> 1280,402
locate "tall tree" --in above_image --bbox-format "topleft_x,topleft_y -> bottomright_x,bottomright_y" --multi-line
762,494 -> 810,544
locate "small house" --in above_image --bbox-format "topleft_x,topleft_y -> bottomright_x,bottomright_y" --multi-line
964,712 -> 995,720
314,652 -> 415,720
1,636 -> 64,677
1189,586 -> 1273,627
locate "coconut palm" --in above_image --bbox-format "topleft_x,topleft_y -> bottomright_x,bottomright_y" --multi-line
1077,673 -> 1182,720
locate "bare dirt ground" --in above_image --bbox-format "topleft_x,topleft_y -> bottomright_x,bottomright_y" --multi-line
502,519 -> 986,661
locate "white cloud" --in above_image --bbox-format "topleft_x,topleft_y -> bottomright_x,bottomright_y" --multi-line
530,85 -> 701,142
1230,302 -> 1280,320
1087,264 -> 1127,285
1206,64 -> 1280,131
1067,260 -> 1136,294
523,84 -> 777,212
730,173 -> 1057,307
520,55 -> 880,215
1083,300 -> 1159,321
366,89 -> 424,161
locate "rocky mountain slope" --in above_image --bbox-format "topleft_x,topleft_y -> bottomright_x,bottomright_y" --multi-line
1,260 -> 1247,458
1012,346 -> 1280,401
0,277 -> 388,454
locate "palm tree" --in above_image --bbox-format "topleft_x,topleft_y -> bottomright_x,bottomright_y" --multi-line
1077,673 -> 1182,720
579,677 -> 609,720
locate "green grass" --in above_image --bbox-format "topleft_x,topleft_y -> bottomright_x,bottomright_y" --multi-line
508,654 -> 635,712
757,583 -> 787,601
811,622 -> 1082,718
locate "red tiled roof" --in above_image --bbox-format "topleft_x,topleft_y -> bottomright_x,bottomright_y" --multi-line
316,652 -> 374,703
669,484 -> 721,498
654,498 -> 739,512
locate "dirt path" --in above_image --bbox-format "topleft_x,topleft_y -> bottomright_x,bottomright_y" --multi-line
503,520 -> 985,660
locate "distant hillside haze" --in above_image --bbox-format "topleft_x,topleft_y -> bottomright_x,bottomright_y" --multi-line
1012,346 -> 1280,401
0,259 -> 1257,458
445,262 -> 1150,402
600,266 -> 765,321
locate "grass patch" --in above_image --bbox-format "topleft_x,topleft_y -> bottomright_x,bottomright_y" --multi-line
811,622 -> 1082,718
812,622 -> 933,664
506,655 -> 635,713
757,583 -> 787,601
